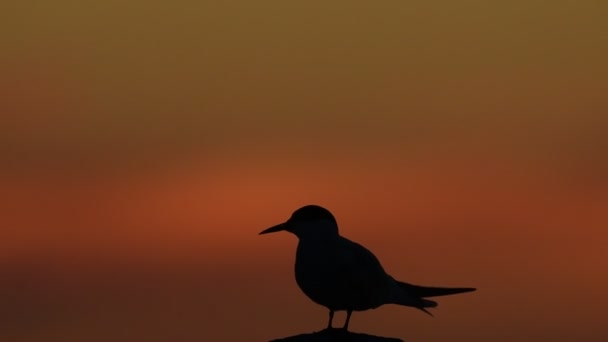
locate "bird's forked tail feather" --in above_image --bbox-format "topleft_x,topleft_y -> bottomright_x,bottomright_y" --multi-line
415,298 -> 437,316
393,292 -> 438,316
397,281 -> 476,298
395,281 -> 476,316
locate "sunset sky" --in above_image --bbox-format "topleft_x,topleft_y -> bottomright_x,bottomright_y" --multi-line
2,1 -> 607,341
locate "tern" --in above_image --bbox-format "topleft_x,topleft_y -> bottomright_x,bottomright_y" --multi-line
260,205 -> 476,330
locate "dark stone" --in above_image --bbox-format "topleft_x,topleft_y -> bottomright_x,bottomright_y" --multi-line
269,328 -> 404,342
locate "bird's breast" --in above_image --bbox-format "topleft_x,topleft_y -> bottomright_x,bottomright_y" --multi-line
294,240 -> 338,307
294,241 -> 335,285
295,243 -> 364,310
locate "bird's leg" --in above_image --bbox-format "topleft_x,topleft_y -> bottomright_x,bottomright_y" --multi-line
327,309 -> 334,329
343,309 -> 352,330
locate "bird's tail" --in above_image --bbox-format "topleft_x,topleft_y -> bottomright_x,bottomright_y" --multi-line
397,281 -> 476,298
394,281 -> 475,316
414,298 -> 438,316
392,287 -> 438,316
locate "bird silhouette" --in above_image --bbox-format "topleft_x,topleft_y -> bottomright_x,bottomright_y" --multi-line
259,205 -> 476,330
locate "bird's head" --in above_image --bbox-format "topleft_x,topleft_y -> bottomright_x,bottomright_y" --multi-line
259,205 -> 339,239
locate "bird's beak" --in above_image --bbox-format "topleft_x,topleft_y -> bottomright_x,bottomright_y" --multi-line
259,223 -> 287,235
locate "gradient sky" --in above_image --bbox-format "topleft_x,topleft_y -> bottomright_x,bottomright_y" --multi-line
2,1 -> 608,341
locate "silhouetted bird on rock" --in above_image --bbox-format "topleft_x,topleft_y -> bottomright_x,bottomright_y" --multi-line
260,205 -> 476,331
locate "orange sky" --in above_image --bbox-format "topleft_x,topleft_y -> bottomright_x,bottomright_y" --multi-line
2,1 -> 608,341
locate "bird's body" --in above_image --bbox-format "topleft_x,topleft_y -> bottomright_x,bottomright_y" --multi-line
295,234 -> 389,311
260,205 -> 475,330
295,233 -> 430,312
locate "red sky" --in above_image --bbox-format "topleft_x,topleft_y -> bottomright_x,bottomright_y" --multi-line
2,1 -> 608,341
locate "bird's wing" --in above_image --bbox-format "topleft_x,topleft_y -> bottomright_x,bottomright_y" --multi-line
331,238 -> 392,308
334,239 -> 438,313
